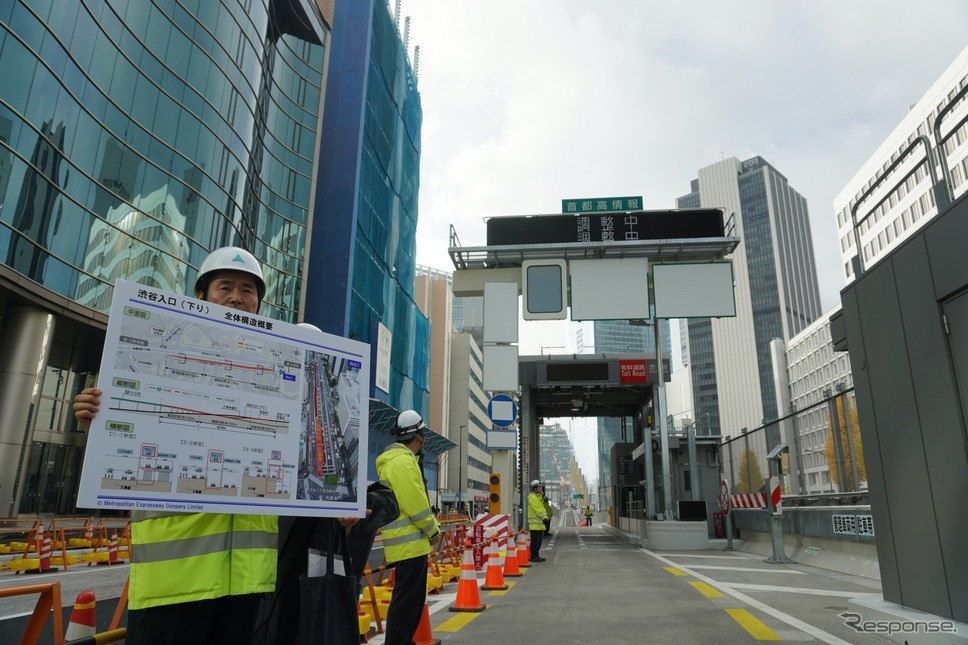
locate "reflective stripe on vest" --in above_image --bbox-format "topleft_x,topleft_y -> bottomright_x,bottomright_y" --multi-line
528,494 -> 547,529
131,528 -> 277,564
382,506 -> 433,532
128,513 -> 277,610
377,444 -> 437,562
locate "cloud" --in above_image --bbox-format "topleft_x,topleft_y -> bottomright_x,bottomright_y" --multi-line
406,0 -> 968,314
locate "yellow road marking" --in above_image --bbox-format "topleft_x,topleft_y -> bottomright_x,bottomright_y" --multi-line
664,566 -> 689,576
690,581 -> 724,598
436,609 -> 487,632
487,580 -> 516,595
725,608 -> 782,640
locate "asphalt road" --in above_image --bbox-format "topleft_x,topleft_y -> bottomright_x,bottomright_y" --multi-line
1,516 -> 895,644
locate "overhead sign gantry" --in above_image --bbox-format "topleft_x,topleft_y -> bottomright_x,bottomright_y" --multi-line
449,207 -> 740,525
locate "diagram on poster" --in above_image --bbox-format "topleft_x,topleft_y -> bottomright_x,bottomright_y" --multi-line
77,280 -> 369,518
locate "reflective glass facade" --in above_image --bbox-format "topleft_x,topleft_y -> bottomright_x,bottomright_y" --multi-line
0,0 -> 328,320
0,0 -> 331,516
305,0 -> 430,417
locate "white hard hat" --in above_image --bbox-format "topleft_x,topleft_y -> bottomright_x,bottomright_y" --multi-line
297,322 -> 323,333
530,479 -> 542,488
394,410 -> 426,436
194,247 -> 266,303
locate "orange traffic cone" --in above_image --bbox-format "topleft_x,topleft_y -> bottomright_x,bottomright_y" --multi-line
64,590 -> 97,639
108,531 -> 119,564
516,530 -> 530,568
503,532 -> 522,577
480,535 -> 508,591
413,602 -> 440,645
448,539 -> 485,612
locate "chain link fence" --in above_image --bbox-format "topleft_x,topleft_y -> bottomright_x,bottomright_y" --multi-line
721,387 -> 865,497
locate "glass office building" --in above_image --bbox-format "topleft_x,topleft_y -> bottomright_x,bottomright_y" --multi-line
304,0 -> 430,418
677,156 -> 822,438
0,0 -> 333,516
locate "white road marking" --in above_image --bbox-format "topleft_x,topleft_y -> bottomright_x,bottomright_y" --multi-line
644,550 -> 854,645
661,553 -> 747,559
683,565 -> 806,574
724,583 -> 869,598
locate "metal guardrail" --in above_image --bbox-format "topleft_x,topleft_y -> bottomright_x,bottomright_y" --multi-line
849,135 -> 947,276
932,82 -> 968,202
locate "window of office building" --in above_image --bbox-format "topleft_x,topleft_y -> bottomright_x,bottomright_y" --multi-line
0,0 -> 327,321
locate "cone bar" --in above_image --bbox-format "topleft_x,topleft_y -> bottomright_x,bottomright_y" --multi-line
448,539 -> 485,612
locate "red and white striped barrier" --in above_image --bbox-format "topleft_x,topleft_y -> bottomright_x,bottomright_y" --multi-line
731,493 -> 768,509
473,514 -> 508,569
731,478 -> 782,510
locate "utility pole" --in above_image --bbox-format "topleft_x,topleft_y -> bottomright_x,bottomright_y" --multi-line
457,425 -> 465,511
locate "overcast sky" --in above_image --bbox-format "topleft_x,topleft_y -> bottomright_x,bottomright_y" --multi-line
401,1 -> 968,487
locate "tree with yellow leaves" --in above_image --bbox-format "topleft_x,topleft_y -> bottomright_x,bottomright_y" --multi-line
735,448 -> 765,494
824,396 -> 866,491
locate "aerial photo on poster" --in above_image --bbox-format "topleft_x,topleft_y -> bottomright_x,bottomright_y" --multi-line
76,280 -> 369,518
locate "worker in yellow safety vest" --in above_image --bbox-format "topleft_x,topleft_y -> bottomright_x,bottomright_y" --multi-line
376,410 -> 441,645
73,247 -> 278,645
528,480 -> 549,561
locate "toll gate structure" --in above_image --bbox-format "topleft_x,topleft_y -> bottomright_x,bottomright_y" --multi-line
449,207 -> 739,536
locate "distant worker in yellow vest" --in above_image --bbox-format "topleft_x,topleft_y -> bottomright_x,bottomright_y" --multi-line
542,492 -> 553,533
584,505 -> 594,526
377,410 -> 441,645
73,247 -> 278,645
528,480 -> 549,561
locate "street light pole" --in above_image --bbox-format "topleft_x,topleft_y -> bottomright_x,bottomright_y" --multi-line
457,425 -> 465,512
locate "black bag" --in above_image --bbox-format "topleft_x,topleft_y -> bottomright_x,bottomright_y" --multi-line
357,479 -> 399,534
298,522 -> 360,645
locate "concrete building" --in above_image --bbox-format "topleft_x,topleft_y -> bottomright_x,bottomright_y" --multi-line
676,156 -> 823,441
538,422 -> 577,508
0,0 -> 334,516
414,266 -> 455,506
447,333 -> 490,513
414,267 -> 453,438
774,305 -> 855,493
835,45 -> 968,282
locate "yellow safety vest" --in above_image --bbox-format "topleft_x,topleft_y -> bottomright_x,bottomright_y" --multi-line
528,492 -> 548,530
376,443 -> 439,563
128,512 -> 277,610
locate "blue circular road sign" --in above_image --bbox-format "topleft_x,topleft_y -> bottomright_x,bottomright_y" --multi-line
487,393 -> 517,428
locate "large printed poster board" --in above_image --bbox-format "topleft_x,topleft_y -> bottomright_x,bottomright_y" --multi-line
77,280 -> 369,518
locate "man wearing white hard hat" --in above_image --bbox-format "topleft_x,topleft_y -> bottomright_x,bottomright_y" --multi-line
527,480 -> 549,562
377,409 -> 441,645
73,247 -> 277,645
